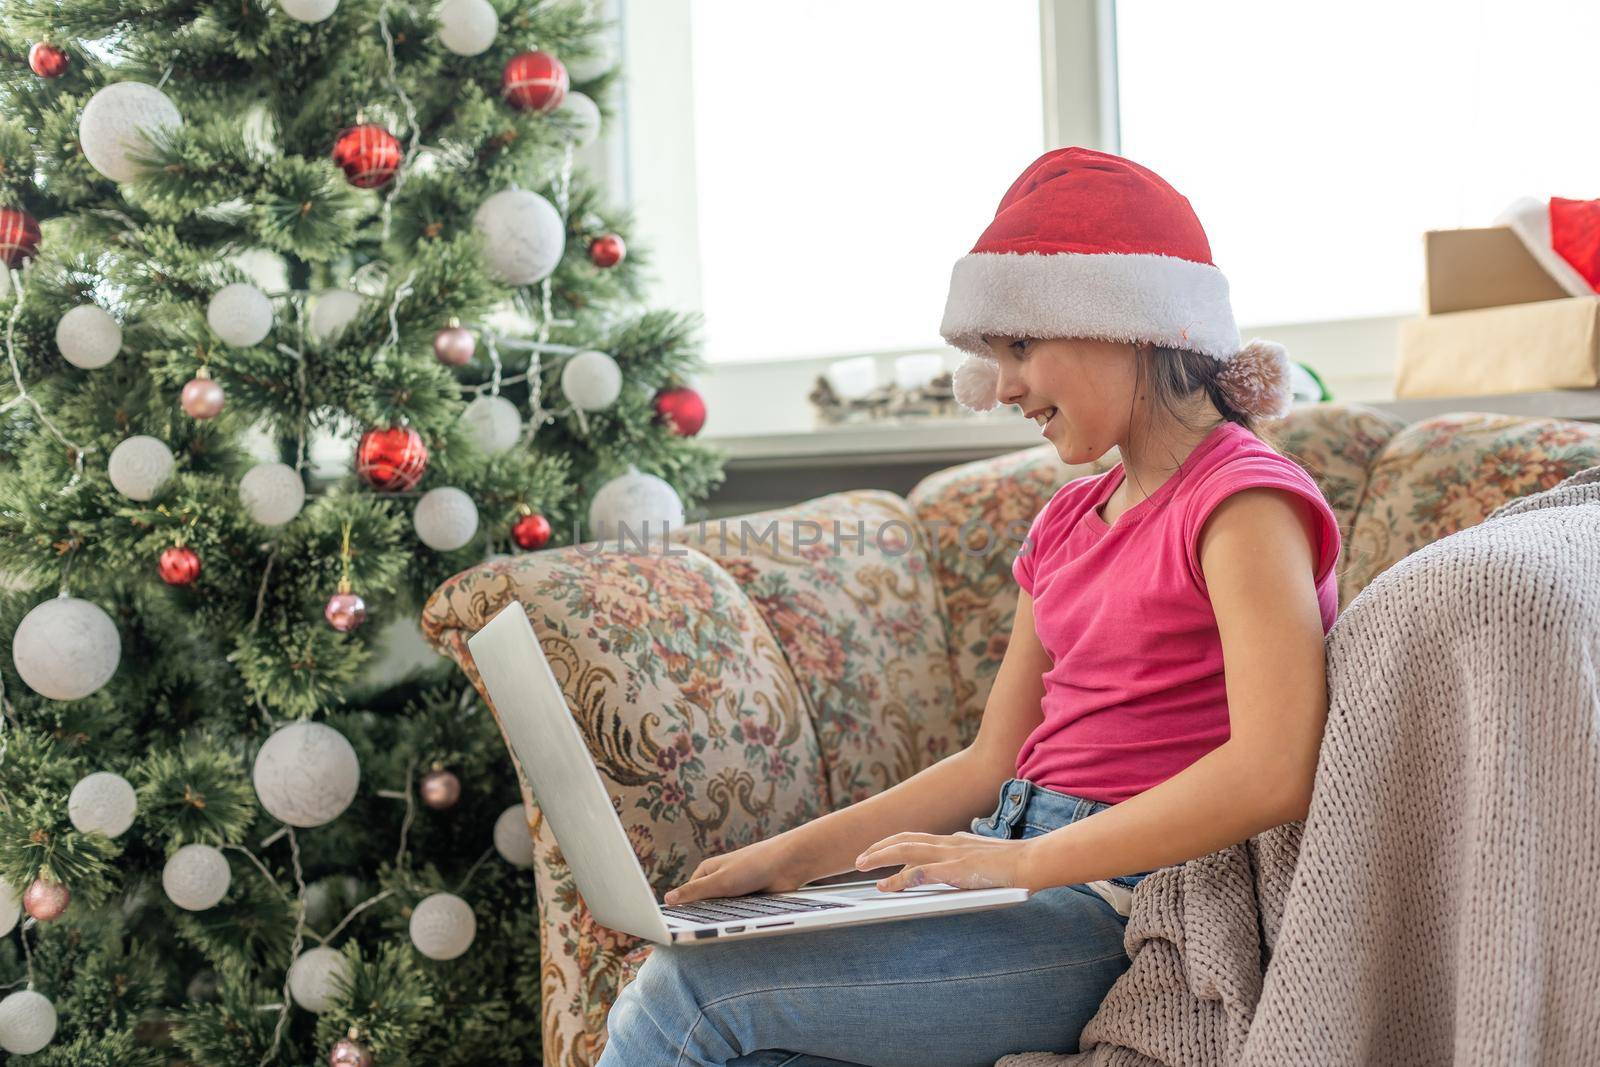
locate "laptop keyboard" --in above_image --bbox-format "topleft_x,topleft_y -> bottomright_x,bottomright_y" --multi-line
661,893 -> 853,924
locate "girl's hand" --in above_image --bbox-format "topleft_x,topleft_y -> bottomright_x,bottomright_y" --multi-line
854,831 -> 1040,892
663,834 -> 812,905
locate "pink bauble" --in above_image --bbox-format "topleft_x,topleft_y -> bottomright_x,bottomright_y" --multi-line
419,768 -> 461,810
23,876 -> 70,922
432,326 -> 476,367
328,1037 -> 373,1067
323,591 -> 367,633
180,375 -> 226,419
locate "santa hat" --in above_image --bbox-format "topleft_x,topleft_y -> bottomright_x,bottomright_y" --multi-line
1495,195 -> 1600,298
941,146 -> 1291,420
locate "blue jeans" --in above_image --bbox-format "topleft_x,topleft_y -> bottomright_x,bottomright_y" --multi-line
596,777 -> 1154,1067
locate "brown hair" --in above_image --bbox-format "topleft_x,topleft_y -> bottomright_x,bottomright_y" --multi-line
1132,342 -> 1282,456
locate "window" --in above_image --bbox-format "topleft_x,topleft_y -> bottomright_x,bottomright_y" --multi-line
1115,0 -> 1600,327
687,1 -> 1044,363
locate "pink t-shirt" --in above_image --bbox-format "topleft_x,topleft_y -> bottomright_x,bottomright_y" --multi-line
1011,420 -> 1341,804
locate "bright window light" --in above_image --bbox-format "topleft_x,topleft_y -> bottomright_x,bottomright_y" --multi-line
688,1 -> 1044,362
1115,0 -> 1600,327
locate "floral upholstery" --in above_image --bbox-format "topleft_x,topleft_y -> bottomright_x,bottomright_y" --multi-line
419,401 -> 1600,1067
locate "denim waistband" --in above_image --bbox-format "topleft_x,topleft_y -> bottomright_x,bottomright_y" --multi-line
970,777 -> 1113,837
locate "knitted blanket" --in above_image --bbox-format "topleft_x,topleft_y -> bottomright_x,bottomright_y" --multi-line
999,466 -> 1600,1067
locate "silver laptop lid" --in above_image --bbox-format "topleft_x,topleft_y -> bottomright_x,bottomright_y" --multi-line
468,603 -> 672,943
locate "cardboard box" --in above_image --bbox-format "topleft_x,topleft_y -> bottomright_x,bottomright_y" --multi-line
1396,296 -> 1600,398
1424,227 -> 1570,314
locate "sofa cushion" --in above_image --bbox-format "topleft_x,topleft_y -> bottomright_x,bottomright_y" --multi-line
420,548 -> 831,1067
1343,412 -> 1600,601
671,489 -> 961,810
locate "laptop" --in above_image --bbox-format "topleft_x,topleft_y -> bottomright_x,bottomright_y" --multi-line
467,603 -> 1032,945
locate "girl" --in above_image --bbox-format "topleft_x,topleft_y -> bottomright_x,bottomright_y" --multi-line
596,147 -> 1341,1067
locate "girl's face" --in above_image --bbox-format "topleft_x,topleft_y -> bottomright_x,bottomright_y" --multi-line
982,335 -> 1137,465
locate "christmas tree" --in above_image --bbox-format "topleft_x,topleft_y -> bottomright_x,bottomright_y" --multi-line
0,0 -> 723,1062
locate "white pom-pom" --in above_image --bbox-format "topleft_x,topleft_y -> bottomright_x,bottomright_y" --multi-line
307,289 -> 364,344
472,189 -> 565,286
436,0 -> 498,55
0,990 -> 57,1054
252,721 -> 361,828
459,395 -> 522,456
952,355 -> 999,412
79,82 -> 183,184
588,466 -> 685,542
410,892 -> 476,960
0,880 -> 20,938
561,349 -> 622,411
288,946 -> 353,1013
279,0 -> 338,21
68,771 -> 138,838
12,596 -> 121,701
207,283 -> 274,347
493,803 -> 535,868
108,434 -> 175,501
239,462 -> 306,526
413,487 -> 479,551
163,844 -> 231,911
556,92 -> 601,147
1217,339 -> 1293,421
55,305 -> 122,369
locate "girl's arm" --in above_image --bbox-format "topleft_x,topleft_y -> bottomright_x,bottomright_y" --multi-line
1011,486 -> 1328,891
856,487 -> 1328,893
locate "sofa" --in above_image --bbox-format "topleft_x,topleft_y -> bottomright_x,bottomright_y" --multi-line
418,401 -> 1600,1067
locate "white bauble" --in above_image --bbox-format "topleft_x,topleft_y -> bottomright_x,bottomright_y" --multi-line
556,92 -> 601,148
458,394 -> 521,456
12,596 -> 121,701
279,0 -> 338,21
413,487 -> 479,551
207,282 -> 274,347
436,0 -> 498,55
0,880 -> 19,938
493,803 -> 535,868
162,844 -> 231,911
288,946 -> 352,1013
307,289 -> 364,344
561,349 -> 622,411
252,721 -> 360,828
0,990 -> 57,1055
588,466 -> 685,542
55,305 -> 122,370
409,892 -> 476,960
239,462 -> 306,526
566,35 -> 616,82
472,189 -> 565,286
107,434 -> 175,501
79,81 -> 183,184
68,771 -> 138,838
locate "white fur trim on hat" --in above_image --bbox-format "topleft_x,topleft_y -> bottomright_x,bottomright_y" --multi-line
1494,196 -> 1597,298
1217,338 -> 1293,420
940,251 -> 1241,362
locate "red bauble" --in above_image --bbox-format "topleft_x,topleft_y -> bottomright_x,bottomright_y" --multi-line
332,123 -> 402,189
23,876 -> 70,922
324,590 -> 367,633
502,50 -> 568,113
159,545 -> 202,586
355,425 -> 428,491
0,207 -> 42,269
511,512 -> 552,551
653,385 -> 707,437
419,767 -> 461,810
28,42 -> 69,78
328,1037 -> 374,1067
588,233 -> 625,269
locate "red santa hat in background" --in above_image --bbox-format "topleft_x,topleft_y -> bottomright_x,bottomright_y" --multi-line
1495,195 -> 1600,298
941,146 -> 1291,420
